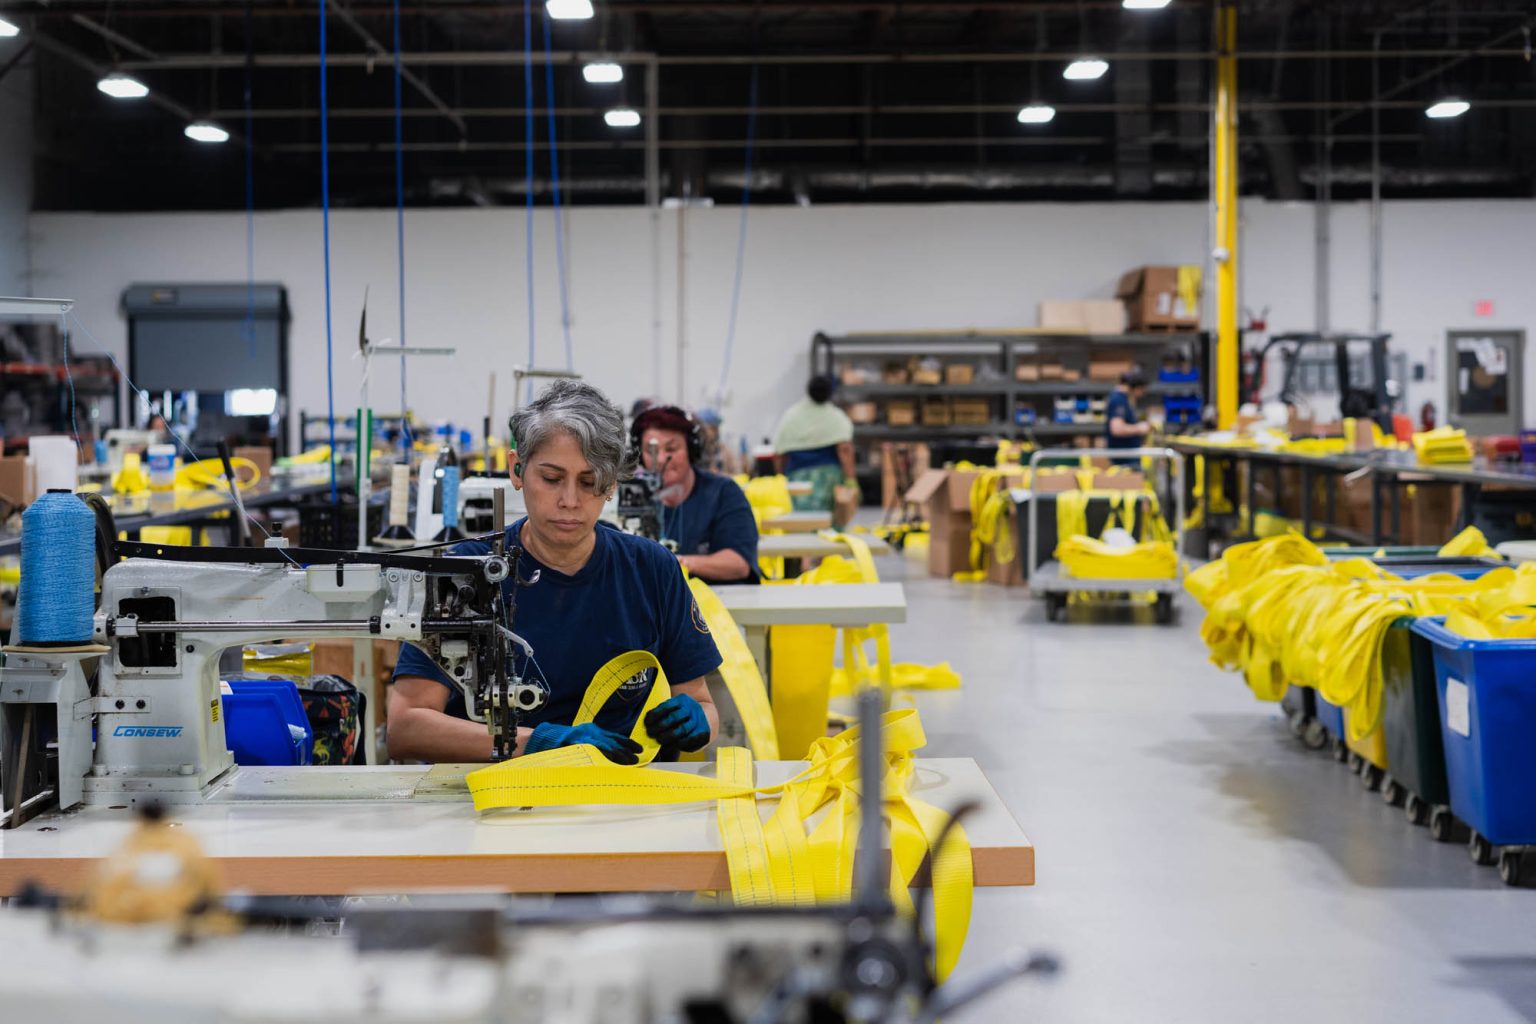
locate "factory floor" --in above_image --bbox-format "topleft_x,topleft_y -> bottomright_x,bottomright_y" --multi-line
877,552 -> 1536,1024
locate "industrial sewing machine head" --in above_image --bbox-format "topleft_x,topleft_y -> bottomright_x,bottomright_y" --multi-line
0,536 -> 542,827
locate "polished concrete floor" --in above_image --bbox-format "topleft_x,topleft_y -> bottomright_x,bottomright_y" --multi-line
878,551 -> 1536,1023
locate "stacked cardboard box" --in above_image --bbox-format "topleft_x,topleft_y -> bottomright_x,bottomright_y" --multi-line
904,466 -> 1027,584
945,363 -> 976,386
1116,265 -> 1200,331
951,398 -> 991,425
887,399 -> 917,426
921,397 -> 951,426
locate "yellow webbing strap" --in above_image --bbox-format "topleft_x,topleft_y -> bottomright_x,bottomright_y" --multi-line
467,707 -> 972,981
1439,526 -> 1499,559
175,456 -> 262,493
689,577 -> 781,759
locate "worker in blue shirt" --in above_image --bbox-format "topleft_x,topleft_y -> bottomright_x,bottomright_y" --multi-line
1106,368 -> 1153,462
632,405 -> 760,585
387,380 -> 721,764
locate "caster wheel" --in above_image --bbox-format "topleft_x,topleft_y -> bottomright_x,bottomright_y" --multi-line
1380,775 -> 1406,807
1469,832 -> 1497,867
1300,719 -> 1328,751
1154,594 -> 1174,625
1045,595 -> 1065,623
1499,849 -> 1526,887
1404,793 -> 1430,827
1429,806 -> 1468,843
1361,765 -> 1384,792
1347,752 -> 1364,775
1331,738 -> 1349,763
1286,710 -> 1306,738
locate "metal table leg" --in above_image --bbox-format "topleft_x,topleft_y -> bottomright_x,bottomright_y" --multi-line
1323,469 -> 1337,536
1459,482 -> 1481,532
1245,456 -> 1258,537
1390,477 -> 1402,544
1301,464 -> 1315,539
1371,471 -> 1383,545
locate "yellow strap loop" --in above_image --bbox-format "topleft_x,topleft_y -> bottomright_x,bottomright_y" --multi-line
689,578 -> 781,759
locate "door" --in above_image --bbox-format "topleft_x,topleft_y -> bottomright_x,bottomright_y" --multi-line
1447,329 -> 1523,435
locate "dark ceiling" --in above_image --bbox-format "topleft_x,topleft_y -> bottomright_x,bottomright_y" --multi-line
5,0 -> 1536,210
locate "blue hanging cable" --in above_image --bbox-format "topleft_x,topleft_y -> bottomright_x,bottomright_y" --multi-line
319,0 -> 338,504
392,0 -> 411,446
717,63 -> 760,397
540,7 -> 573,371
522,0 -> 536,401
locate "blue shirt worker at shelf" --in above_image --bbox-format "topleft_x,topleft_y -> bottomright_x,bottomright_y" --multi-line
387,380 -> 721,764
633,404 -> 760,585
1106,369 -> 1153,463
772,375 -> 858,517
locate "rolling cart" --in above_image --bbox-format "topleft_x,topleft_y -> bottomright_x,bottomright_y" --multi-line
1027,447 -> 1186,624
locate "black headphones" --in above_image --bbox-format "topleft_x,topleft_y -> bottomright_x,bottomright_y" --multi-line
630,405 -> 704,466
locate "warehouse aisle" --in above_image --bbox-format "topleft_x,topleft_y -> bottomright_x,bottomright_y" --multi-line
877,554 -> 1536,1024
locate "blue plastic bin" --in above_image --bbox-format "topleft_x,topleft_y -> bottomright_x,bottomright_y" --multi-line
1314,693 -> 1346,740
1411,617 -> 1536,846
222,678 -> 313,766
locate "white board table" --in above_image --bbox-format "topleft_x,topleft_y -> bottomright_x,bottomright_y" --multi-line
761,511 -> 833,534
0,758 -> 1031,895
716,582 -> 907,676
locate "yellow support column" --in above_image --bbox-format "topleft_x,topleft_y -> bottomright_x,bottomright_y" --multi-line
1213,1 -> 1239,429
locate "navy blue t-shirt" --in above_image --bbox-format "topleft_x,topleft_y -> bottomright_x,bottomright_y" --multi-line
392,520 -> 722,734
658,470 -> 760,585
1105,389 -> 1139,451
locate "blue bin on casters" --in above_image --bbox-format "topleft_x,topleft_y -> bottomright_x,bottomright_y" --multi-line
1314,694 -> 1345,741
1411,617 -> 1536,884
222,678 -> 313,766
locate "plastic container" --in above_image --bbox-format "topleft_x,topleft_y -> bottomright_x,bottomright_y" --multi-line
222,678 -> 313,766
1380,617 -> 1451,810
1314,693 -> 1346,741
1367,557 -> 1505,581
1412,617 -> 1536,846
1344,708 -> 1388,771
146,443 -> 177,491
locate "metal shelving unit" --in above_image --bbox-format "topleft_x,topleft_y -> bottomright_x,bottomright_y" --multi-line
811,330 -> 1212,491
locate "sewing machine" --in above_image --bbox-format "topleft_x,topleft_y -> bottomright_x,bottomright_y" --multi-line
0,534 -> 543,826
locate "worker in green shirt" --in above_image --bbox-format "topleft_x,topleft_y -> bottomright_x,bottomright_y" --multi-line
772,375 -> 858,519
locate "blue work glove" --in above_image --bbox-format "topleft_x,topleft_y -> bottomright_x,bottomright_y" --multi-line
644,694 -> 711,753
525,722 -> 643,765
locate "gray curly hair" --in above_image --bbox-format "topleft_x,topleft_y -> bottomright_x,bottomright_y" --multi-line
508,379 -> 636,495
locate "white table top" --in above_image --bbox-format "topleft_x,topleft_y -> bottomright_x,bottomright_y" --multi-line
761,511 -> 834,533
1496,540 -> 1536,565
716,582 -> 907,626
0,758 -> 1029,895
758,533 -> 893,559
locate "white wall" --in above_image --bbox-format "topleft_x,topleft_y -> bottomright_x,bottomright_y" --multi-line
0,44 -> 33,296
28,197 -> 1536,445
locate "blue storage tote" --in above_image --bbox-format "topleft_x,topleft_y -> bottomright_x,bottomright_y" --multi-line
222,678 -> 313,767
1314,693 -> 1346,740
1411,618 -> 1536,846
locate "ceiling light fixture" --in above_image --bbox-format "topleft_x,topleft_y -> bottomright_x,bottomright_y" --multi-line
0,17 -> 20,37
1063,58 -> 1109,81
545,0 -> 594,20
97,74 -> 149,99
604,107 -> 640,128
1017,104 -> 1056,125
1425,99 -> 1470,119
1122,0 -> 1172,9
582,61 -> 624,84
184,122 -> 230,143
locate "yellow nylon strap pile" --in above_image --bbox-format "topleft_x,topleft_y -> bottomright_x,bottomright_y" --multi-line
1413,426 -> 1475,464
1053,489 -> 1180,581
954,468 -> 1019,583
689,578 -> 781,759
1439,525 -> 1500,558
1187,530 -> 1524,739
466,706 -> 974,982
736,474 -> 796,579
1444,568 -> 1536,640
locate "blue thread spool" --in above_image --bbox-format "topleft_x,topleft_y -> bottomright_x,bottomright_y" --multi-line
18,490 -> 96,646
440,465 -> 460,527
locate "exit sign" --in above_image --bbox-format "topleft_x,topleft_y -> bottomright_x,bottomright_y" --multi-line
1475,300 -> 1495,317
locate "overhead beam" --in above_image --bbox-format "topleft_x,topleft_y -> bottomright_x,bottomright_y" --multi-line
323,0 -> 467,137
113,47 -> 1536,72
68,14 -> 159,60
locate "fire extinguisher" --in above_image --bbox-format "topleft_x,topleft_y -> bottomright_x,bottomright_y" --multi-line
1420,401 -> 1437,431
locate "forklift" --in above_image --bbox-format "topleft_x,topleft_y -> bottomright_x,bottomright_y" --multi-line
1243,331 -> 1396,433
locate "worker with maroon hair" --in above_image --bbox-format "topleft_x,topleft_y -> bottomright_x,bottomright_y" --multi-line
632,404 -> 759,584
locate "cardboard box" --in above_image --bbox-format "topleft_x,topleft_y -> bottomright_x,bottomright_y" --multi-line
0,454 -> 33,510
921,397 -> 951,426
1403,483 -> 1461,546
912,369 -> 942,386
833,483 -> 860,529
951,398 -> 991,425
235,445 -> 274,482
1088,350 -> 1137,382
945,363 -> 976,386
886,399 -> 917,426
1116,265 -> 1200,331
1061,367 -> 1083,382
1032,470 -> 1080,493
1015,359 -> 1040,382
1038,361 -> 1065,380
847,401 -> 879,425
881,363 -> 909,385
1039,299 -> 1127,334
905,467 -> 981,578
1087,470 -> 1146,491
